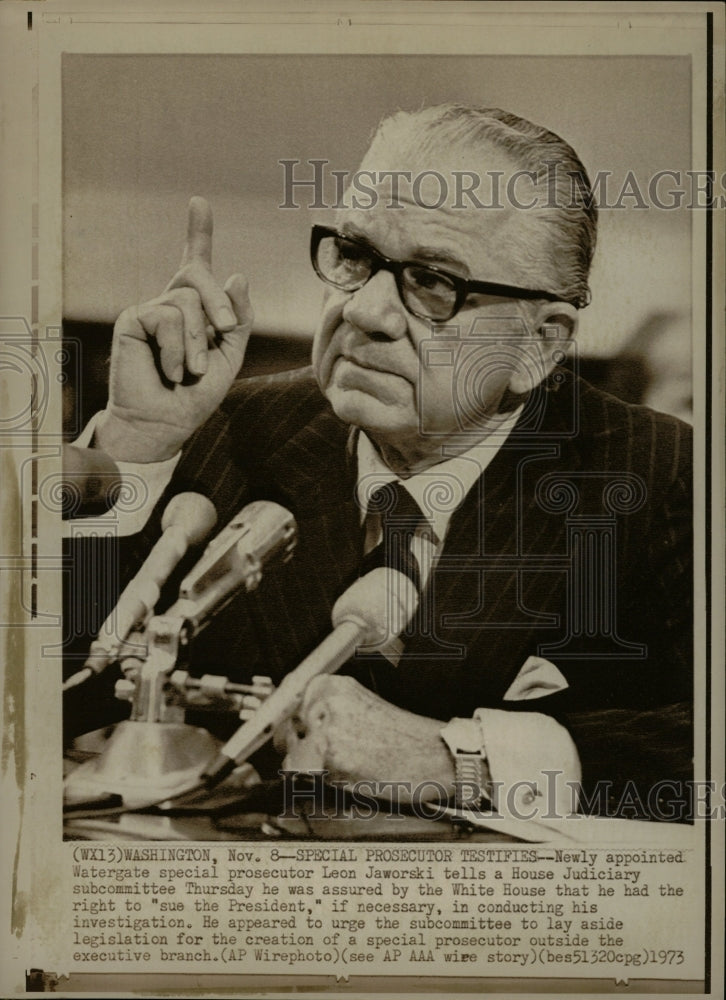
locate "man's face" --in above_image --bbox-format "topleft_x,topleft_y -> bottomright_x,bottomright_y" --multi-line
312,147 -> 559,465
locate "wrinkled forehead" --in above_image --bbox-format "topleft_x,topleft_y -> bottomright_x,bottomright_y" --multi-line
357,134 -> 518,207
334,139 -> 548,279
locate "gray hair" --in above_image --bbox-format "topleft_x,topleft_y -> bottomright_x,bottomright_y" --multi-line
368,104 -> 597,309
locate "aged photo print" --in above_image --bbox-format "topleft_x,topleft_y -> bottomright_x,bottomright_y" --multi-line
1,2 -> 723,997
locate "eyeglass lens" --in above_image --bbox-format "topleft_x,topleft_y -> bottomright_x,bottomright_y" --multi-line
316,231 -> 458,320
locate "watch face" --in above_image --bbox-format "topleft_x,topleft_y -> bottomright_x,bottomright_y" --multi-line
440,719 -> 484,757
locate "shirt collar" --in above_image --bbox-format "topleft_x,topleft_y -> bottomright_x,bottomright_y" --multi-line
355,408 -> 523,545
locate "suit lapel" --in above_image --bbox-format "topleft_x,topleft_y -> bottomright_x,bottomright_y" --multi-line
396,441 -> 530,708
396,381 -> 583,712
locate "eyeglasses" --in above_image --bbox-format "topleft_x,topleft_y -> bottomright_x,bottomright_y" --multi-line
310,224 -> 579,322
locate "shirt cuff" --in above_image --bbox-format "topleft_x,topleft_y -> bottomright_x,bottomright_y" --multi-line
473,708 -> 582,820
64,412 -> 181,538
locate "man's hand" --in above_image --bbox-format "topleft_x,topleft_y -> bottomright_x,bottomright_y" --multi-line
280,675 -> 456,803
95,197 -> 254,462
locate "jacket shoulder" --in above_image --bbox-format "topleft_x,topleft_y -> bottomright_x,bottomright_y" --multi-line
219,366 -> 331,456
222,365 -> 323,415
572,374 -> 692,484
174,367 -> 328,503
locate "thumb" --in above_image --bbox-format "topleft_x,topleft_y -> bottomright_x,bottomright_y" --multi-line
216,273 -> 254,375
224,273 -> 254,329
281,722 -> 329,774
181,196 -> 213,269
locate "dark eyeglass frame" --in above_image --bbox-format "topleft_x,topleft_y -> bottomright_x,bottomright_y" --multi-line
310,224 -> 581,321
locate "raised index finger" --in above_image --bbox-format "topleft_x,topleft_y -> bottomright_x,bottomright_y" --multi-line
181,196 -> 213,268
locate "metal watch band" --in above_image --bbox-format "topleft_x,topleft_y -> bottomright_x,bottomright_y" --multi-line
440,718 -> 486,810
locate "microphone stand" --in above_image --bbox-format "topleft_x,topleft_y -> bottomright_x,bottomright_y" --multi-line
64,611 -> 232,810
64,502 -> 295,810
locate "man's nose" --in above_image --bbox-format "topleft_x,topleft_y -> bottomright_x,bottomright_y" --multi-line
342,270 -> 408,340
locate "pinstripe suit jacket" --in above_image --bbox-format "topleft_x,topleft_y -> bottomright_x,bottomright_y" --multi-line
65,365 -> 693,810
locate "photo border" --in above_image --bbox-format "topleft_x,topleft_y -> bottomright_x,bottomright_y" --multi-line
1,3 -> 723,997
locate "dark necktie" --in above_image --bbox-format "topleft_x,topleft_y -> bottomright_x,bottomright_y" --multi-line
348,482 -> 425,698
360,481 -> 425,591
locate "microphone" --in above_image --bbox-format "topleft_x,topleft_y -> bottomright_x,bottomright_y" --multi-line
63,492 -> 217,690
201,567 -> 419,787
61,444 -> 123,518
171,500 -> 297,633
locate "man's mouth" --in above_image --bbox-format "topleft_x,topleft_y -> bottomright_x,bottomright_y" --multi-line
339,353 -> 404,379
331,356 -> 410,404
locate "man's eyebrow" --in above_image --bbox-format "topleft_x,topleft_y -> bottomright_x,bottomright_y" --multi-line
339,221 -> 376,246
338,222 -> 470,276
411,246 -> 470,276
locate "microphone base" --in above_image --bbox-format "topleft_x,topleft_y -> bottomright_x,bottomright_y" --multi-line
64,720 -> 221,810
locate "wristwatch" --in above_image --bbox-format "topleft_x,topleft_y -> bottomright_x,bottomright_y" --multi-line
439,718 -> 487,809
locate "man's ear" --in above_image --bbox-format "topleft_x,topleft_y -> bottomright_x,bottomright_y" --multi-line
508,301 -> 579,396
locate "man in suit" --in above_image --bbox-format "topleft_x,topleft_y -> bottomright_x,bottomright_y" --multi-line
67,105 -> 692,820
